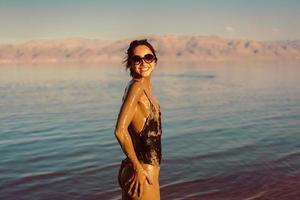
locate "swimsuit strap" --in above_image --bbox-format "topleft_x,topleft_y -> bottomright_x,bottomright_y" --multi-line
143,88 -> 159,116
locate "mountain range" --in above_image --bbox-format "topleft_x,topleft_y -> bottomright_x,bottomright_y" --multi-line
0,35 -> 299,64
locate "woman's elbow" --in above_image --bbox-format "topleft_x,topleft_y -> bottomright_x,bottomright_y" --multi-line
114,127 -> 124,140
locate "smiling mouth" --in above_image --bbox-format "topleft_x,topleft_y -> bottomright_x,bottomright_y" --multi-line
140,67 -> 149,72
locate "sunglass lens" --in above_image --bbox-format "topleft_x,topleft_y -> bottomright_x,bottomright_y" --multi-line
131,56 -> 142,64
144,54 -> 155,63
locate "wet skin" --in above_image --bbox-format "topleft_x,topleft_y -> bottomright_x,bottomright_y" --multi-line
115,45 -> 161,199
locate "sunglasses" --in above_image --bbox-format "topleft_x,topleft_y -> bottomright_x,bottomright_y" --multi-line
131,54 -> 156,65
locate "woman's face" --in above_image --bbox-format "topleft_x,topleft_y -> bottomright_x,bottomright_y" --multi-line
131,45 -> 156,78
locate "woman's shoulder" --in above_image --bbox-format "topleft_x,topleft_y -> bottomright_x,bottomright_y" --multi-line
122,79 -> 144,102
127,79 -> 144,91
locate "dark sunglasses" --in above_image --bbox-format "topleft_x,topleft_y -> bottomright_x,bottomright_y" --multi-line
131,54 -> 156,65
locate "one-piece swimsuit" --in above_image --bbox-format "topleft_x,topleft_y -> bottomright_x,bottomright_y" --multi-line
118,87 -> 162,188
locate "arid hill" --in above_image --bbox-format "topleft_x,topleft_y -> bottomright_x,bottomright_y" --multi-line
0,35 -> 299,64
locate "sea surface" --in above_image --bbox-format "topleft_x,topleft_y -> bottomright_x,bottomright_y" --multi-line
0,62 -> 300,200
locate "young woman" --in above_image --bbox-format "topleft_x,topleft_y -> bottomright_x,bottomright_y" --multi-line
114,39 -> 162,200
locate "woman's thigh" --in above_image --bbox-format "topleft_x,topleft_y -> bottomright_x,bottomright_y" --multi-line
119,162 -> 160,200
139,163 -> 160,199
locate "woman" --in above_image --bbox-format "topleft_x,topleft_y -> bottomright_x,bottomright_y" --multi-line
114,39 -> 162,200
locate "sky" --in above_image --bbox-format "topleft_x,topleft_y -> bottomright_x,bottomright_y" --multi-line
0,0 -> 299,43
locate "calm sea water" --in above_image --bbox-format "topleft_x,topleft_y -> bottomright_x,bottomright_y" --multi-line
0,62 -> 300,200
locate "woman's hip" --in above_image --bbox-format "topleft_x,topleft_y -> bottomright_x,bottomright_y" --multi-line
118,158 -> 160,188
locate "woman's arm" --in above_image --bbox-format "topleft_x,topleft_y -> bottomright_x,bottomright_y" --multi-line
114,80 -> 143,171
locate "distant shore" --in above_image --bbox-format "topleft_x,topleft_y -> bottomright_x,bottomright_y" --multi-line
0,35 -> 299,64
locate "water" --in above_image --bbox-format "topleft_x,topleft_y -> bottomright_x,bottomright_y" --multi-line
0,62 -> 300,200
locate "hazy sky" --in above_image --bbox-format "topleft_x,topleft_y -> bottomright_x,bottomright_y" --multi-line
0,0 -> 299,43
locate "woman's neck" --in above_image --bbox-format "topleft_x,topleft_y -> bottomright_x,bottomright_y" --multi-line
142,76 -> 152,92
133,75 -> 152,91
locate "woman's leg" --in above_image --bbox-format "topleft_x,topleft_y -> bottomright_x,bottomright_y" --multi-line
119,161 -> 160,200
139,163 -> 160,200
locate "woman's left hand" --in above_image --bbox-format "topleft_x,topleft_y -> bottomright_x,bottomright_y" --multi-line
126,167 -> 153,197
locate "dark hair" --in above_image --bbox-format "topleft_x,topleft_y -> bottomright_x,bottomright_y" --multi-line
123,39 -> 158,77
